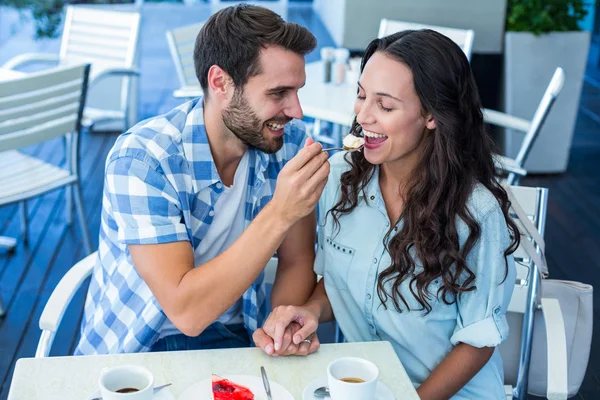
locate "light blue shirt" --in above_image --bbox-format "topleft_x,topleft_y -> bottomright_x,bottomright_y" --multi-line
315,152 -> 516,399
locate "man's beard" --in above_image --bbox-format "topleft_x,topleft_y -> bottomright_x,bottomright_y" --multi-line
222,88 -> 290,154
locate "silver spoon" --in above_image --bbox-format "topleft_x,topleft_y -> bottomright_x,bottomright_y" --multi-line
313,385 -> 330,398
322,146 -> 363,152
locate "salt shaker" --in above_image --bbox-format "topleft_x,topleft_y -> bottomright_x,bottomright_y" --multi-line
320,47 -> 334,83
332,48 -> 350,85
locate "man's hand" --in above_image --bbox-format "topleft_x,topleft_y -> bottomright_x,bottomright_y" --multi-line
262,304 -> 320,349
253,321 -> 320,356
270,138 -> 329,227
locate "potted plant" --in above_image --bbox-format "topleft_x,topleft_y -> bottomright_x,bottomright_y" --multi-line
502,0 -> 591,173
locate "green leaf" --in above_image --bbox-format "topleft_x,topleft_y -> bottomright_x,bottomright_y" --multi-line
506,0 -> 589,34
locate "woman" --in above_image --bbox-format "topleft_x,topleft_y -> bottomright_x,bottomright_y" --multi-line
254,30 -> 520,399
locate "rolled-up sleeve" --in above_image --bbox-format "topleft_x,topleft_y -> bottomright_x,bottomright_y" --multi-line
106,156 -> 189,245
450,206 -> 516,348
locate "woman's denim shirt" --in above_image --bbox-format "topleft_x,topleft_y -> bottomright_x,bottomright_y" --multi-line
315,152 -> 516,399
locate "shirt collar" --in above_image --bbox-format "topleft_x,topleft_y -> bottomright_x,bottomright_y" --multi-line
183,97 -> 269,195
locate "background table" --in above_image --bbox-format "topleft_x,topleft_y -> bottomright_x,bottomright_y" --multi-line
8,342 -> 419,399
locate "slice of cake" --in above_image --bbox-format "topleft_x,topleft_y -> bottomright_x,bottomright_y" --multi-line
212,375 -> 255,400
342,134 -> 364,151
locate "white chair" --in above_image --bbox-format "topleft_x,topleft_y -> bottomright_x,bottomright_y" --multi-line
500,185 -> 568,400
0,64 -> 93,315
2,6 -> 141,133
378,19 -> 475,61
166,22 -> 205,99
36,253 -> 279,357
484,68 -> 565,185
209,0 -> 289,21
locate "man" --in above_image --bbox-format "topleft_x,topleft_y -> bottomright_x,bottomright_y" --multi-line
75,4 -> 329,354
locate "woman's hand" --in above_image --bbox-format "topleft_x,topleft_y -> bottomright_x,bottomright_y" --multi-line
253,304 -> 321,356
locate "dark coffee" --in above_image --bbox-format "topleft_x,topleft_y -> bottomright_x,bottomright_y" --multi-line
116,387 -> 140,393
340,377 -> 365,383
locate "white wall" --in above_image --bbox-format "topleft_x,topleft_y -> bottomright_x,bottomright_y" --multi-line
316,0 -> 507,54
312,0 -> 346,47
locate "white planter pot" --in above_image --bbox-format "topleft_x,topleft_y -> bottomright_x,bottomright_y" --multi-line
503,31 -> 591,173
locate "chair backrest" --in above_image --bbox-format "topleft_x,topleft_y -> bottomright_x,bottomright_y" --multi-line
378,19 -> 474,61
0,64 -> 90,162
498,185 -> 548,398
59,6 -> 140,123
166,22 -> 205,90
60,6 -> 140,72
484,68 -> 565,184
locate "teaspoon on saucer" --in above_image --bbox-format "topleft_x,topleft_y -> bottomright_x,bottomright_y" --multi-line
313,385 -> 330,398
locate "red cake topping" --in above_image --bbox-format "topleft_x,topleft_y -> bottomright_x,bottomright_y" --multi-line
212,375 -> 255,400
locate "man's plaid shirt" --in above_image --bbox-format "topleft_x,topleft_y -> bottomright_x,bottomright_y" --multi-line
75,97 -> 308,354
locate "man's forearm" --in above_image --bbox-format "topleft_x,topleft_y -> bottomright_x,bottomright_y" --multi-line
160,202 -> 294,335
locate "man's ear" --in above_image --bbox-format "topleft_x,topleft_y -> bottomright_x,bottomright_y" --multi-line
207,65 -> 233,100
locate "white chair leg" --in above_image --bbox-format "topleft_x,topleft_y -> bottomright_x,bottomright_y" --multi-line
65,186 -> 73,225
72,183 -> 92,255
20,201 -> 28,246
36,330 -> 55,358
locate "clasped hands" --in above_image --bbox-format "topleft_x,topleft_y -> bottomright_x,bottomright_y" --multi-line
252,305 -> 321,356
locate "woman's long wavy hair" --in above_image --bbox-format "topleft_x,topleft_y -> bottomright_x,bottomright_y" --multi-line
330,30 -> 520,313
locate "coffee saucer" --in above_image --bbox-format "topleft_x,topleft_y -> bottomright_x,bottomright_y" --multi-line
88,388 -> 175,399
302,376 -> 395,400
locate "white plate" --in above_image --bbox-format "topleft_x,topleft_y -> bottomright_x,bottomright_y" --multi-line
178,374 -> 294,400
89,388 -> 175,399
302,376 -> 395,400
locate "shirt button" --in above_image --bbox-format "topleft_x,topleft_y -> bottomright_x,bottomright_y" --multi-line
209,210 -> 215,217
370,195 -> 375,201
373,258 -> 377,264
369,324 -> 375,330
494,307 -> 500,314
216,183 -> 223,189
367,293 -> 372,300
386,221 -> 390,227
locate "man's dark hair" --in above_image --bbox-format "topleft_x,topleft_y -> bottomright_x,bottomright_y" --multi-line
194,4 -> 316,96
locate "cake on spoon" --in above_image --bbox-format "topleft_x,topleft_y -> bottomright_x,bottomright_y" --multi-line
342,134 -> 364,151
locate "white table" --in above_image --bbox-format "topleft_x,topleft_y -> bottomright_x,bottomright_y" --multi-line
298,62 -> 356,128
8,342 -> 419,399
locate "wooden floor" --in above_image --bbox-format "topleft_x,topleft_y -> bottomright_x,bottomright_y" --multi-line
0,4 -> 599,399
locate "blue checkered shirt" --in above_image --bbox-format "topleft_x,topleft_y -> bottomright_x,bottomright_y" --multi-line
75,97 -> 308,354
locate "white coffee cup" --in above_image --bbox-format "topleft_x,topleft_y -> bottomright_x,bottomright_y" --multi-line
327,357 -> 379,400
99,364 -> 154,400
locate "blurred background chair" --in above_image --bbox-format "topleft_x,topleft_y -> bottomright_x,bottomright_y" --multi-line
166,22 -> 205,99
378,19 -> 475,61
1,6 -> 141,133
484,67 -> 565,185
0,64 -> 93,316
500,185 -> 568,400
